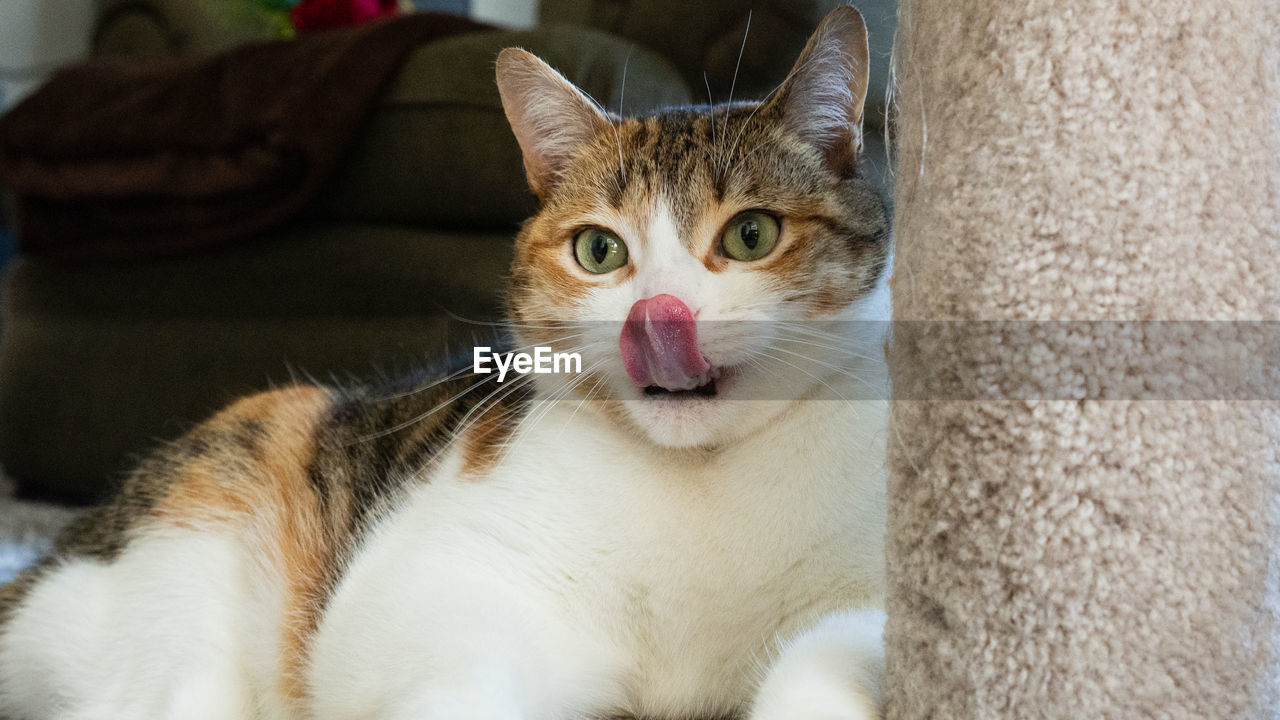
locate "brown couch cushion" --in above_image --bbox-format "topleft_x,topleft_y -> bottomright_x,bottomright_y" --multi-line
0,223 -> 514,501
311,24 -> 693,230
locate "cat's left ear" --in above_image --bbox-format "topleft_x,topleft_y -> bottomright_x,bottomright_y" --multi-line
496,48 -> 612,200
766,5 -> 871,174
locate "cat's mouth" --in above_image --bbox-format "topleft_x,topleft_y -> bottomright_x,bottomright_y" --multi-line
642,373 -> 718,398
640,367 -> 724,398
622,294 -> 723,398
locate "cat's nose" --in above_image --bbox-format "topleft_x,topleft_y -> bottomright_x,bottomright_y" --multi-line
620,294 -> 710,390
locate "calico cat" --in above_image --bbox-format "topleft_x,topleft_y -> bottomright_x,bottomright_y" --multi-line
0,5 -> 890,719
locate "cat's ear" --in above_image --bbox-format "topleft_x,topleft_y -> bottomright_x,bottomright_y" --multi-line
766,5 -> 870,174
496,48 -> 612,199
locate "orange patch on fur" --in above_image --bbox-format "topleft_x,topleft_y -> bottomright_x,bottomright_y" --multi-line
151,385 -> 334,706
459,401 -> 522,479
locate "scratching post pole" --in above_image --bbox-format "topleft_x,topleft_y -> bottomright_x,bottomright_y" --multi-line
884,1 -> 1280,718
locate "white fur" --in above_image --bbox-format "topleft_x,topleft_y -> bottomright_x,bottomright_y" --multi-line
1,230 -> 890,720
750,609 -> 886,720
0,530 -> 257,720
302,387 -> 887,718
314,254 -> 891,719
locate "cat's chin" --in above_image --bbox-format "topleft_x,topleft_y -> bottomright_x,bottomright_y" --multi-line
623,397 -> 792,449
626,399 -> 734,448
618,370 -> 784,449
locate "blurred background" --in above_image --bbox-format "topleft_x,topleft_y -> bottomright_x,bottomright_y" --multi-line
0,0 -> 543,268
0,0 -> 99,277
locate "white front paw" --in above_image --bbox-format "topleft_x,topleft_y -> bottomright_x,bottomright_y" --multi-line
750,673 -> 879,720
749,609 -> 885,720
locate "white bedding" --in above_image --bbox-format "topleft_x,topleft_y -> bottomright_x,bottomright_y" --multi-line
0,473 -> 76,584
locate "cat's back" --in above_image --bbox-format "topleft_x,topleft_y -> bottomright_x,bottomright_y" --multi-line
0,364 -> 523,718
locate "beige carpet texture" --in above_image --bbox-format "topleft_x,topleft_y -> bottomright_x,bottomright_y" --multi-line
884,1 -> 1280,718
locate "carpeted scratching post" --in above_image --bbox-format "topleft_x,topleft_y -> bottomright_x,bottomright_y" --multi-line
884,1 -> 1280,718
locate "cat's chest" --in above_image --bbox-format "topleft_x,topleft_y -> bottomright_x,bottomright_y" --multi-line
591,476 -> 864,715
481,403 -> 885,712
322,401 -> 884,717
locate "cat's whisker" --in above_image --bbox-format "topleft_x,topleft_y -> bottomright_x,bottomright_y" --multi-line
703,72 -> 721,178
350,370 -> 502,444
772,330 -> 880,365
702,286 -> 821,317
441,374 -> 538,463
372,332 -> 589,402
753,348 -> 852,403
576,86 -> 628,194
729,136 -> 777,172
773,331 -> 866,354
618,45 -> 633,120
444,338 -> 606,461
721,68 -> 790,179
439,307 -> 575,332
532,359 -> 606,426
354,339 -> 600,443
449,369 -> 539,445
775,323 -> 882,354
614,47 -> 635,194
760,345 -> 883,399
720,291 -> 812,313
722,97 -> 768,178
773,333 -> 874,361
372,363 -> 474,401
743,355 -> 772,379
503,358 -> 606,453
721,47 -> 828,181
561,370 -> 609,434
766,342 -> 876,380
717,10 -> 752,180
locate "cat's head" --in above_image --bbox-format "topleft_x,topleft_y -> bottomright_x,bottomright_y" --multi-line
495,6 -> 889,450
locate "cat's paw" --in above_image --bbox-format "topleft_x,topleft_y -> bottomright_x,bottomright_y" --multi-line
749,674 -> 879,720
749,609 -> 885,720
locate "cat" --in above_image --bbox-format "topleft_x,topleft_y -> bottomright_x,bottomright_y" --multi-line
0,5 -> 891,719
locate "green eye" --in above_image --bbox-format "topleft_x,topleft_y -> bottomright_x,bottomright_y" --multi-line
721,212 -> 780,261
574,228 -> 629,274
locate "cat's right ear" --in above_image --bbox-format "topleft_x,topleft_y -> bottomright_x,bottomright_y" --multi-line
496,49 -> 611,200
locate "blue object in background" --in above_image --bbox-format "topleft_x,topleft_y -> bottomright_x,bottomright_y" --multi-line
412,0 -> 471,13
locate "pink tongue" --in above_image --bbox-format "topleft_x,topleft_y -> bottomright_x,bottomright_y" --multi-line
620,294 -> 710,390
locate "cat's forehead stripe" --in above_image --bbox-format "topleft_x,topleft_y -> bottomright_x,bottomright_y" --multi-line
608,113 -> 725,239
601,106 -> 821,245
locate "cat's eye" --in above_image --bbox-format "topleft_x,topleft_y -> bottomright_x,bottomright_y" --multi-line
574,228 -> 629,274
721,212 -> 780,262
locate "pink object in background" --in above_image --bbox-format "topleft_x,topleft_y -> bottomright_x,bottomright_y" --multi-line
291,0 -> 399,32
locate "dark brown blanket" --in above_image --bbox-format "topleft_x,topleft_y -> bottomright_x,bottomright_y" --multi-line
0,13 -> 487,263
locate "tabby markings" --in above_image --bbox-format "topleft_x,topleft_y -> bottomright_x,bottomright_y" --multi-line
473,346 -> 584,382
